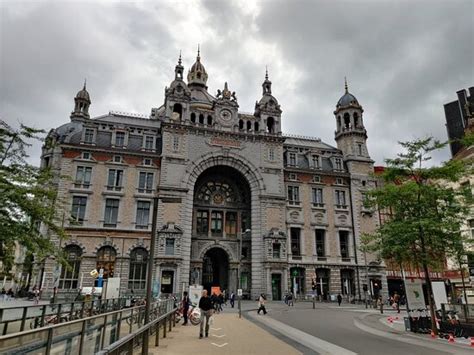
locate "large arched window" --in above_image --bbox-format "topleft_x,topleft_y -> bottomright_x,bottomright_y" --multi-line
190,112 -> 196,123
207,115 -> 213,125
246,121 -> 252,131
128,248 -> 148,290
266,117 -> 275,133
172,103 -> 183,119
199,114 -> 205,124
59,245 -> 82,289
96,246 -> 117,283
254,122 -> 259,132
353,112 -> 359,128
343,113 -> 351,129
239,120 -> 244,130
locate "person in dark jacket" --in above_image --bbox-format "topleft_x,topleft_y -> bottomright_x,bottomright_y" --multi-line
198,290 -> 213,338
337,294 -> 342,306
182,291 -> 190,325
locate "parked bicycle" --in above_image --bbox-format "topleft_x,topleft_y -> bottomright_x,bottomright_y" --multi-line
175,303 -> 201,325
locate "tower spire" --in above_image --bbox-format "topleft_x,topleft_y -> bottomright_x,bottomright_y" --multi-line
83,78 -> 87,90
265,66 -> 269,80
197,44 -> 200,60
178,50 -> 182,66
344,77 -> 348,93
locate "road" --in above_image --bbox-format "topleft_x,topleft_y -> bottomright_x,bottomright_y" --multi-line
245,301 -> 471,355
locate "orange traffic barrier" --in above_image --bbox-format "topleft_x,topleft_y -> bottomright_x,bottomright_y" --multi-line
430,330 -> 436,338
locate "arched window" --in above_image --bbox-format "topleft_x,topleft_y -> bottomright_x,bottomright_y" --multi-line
343,113 -> 350,129
96,246 -> 117,284
246,121 -> 251,131
254,122 -> 259,132
59,245 -> 82,289
128,248 -> 148,290
190,113 -> 196,123
266,117 -> 275,133
353,112 -> 359,128
172,103 -> 182,118
199,114 -> 204,124
337,116 -> 341,130
207,115 -> 213,125
239,120 -> 244,130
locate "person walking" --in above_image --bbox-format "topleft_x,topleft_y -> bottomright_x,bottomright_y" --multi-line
257,293 -> 267,315
218,293 -> 224,312
337,293 -> 342,306
393,292 -> 400,314
181,291 -> 190,325
379,295 -> 384,314
230,291 -> 235,308
198,290 -> 213,338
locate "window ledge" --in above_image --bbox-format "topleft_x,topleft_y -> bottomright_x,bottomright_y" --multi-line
69,188 -> 93,195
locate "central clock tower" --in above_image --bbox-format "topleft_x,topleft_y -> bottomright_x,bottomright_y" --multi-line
214,82 -> 239,131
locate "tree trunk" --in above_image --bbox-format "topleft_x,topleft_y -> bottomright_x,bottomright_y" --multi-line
421,261 -> 437,334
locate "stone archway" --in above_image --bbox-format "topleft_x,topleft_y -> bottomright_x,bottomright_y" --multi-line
202,247 -> 229,294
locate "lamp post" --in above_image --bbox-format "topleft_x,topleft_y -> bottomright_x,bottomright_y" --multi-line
237,229 -> 250,319
143,196 -> 159,354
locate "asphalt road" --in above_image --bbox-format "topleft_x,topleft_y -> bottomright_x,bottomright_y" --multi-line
255,302 -> 467,355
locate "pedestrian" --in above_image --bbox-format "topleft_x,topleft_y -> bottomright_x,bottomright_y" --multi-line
230,291 -> 235,308
288,291 -> 294,306
337,293 -> 342,306
379,295 -> 384,314
257,293 -> 267,315
393,292 -> 400,313
182,291 -> 190,325
1,288 -> 6,301
211,293 -> 218,313
7,288 -> 14,301
218,293 -> 224,312
198,290 -> 213,339
34,286 -> 40,305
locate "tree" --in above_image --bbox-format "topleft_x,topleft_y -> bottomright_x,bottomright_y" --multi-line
363,137 -> 472,334
0,120 -> 65,274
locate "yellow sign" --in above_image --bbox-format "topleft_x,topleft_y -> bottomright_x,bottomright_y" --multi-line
90,269 -> 99,278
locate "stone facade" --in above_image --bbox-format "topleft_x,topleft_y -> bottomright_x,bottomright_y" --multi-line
35,53 -> 386,301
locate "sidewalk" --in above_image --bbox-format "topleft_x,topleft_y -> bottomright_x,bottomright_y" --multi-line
149,312 -> 301,355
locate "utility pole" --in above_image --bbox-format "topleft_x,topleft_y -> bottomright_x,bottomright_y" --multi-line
143,196 -> 159,354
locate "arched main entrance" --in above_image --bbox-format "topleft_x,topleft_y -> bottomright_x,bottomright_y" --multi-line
202,248 -> 229,293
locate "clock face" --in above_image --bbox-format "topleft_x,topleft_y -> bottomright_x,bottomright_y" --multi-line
220,109 -> 232,121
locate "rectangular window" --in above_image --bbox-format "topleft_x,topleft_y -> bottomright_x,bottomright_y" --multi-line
289,152 -> 297,166
336,178 -> 344,185
82,152 -> 91,160
288,173 -> 297,181
313,175 -> 321,183
272,243 -> 281,259
312,188 -> 324,206
165,238 -> 175,256
241,212 -> 250,232
135,201 -> 150,229
335,158 -> 343,170
84,128 -> 94,144
173,136 -> 179,151
104,199 -> 119,227
71,196 -> 87,224
242,246 -> 249,259
211,211 -> 223,235
339,231 -> 349,258
115,132 -> 125,147
241,272 -> 249,290
196,210 -> 209,235
288,186 -> 300,205
335,190 -> 347,208
312,155 -> 320,168
107,169 -> 123,191
358,144 -> 363,155
138,172 -> 154,193
290,228 -> 301,256
268,148 -> 275,161
225,212 -> 237,236
144,136 -> 154,150
315,229 -> 325,257
74,166 -> 92,188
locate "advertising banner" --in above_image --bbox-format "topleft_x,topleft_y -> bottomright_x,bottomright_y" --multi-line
189,285 -> 203,306
404,279 -> 425,310
211,286 -> 221,296
431,281 -> 448,310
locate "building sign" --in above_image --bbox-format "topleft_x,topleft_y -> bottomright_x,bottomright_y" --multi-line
404,279 -> 426,310
162,274 -> 172,285
189,285 -> 203,305
209,137 -> 241,149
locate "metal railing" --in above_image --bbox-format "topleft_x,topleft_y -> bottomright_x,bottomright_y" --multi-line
441,303 -> 474,322
0,298 -> 174,355
97,305 -> 177,354
0,298 -> 137,335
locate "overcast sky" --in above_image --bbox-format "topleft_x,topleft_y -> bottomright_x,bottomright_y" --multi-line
1,0 -> 473,166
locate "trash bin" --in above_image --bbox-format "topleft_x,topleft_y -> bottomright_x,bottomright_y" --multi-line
330,294 -> 336,302
403,317 -> 411,332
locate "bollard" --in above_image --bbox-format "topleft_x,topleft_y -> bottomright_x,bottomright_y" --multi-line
163,319 -> 167,338
169,315 -> 172,332
155,321 -> 160,346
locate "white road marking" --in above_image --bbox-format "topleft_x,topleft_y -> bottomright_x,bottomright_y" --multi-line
248,313 -> 357,355
210,327 -> 222,330
212,334 -> 226,338
211,342 -> 228,348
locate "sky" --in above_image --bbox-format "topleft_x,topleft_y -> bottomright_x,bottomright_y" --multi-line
1,0 -> 473,166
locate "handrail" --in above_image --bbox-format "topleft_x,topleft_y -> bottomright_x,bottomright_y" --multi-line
96,306 -> 177,354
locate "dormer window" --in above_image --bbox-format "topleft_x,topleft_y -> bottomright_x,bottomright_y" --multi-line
311,155 -> 321,169
82,152 -> 91,160
336,178 -> 344,185
115,132 -> 125,147
113,155 -> 122,163
143,158 -> 152,166
83,128 -> 95,144
312,175 -> 321,183
289,153 -> 297,166
144,136 -> 154,150
288,173 -> 298,181
334,158 -> 343,170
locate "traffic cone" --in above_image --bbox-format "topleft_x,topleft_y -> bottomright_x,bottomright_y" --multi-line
388,317 -> 393,323
431,330 -> 435,338
470,337 -> 474,347
448,333 -> 455,343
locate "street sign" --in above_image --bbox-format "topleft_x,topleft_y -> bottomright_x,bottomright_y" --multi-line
90,269 -> 99,278
237,288 -> 243,297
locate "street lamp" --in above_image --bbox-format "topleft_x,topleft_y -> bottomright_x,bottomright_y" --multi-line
237,229 -> 250,319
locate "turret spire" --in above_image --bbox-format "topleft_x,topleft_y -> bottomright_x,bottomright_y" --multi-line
344,77 -> 348,93
265,66 -> 269,81
83,78 -> 87,90
197,44 -> 200,60
178,51 -> 182,66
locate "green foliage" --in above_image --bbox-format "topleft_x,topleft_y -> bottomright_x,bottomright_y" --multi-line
0,120 -> 66,273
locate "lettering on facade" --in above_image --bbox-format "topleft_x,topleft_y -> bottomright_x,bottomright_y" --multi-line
209,137 -> 241,149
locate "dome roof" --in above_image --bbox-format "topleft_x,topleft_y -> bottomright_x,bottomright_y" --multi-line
190,58 -> 206,75
337,92 -> 358,107
75,82 -> 91,102
187,47 -> 208,87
